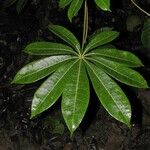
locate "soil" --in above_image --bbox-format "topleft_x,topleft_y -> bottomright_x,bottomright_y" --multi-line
0,0 -> 150,149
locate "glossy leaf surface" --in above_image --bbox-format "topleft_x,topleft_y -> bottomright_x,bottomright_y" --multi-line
59,0 -> 72,8
12,55 -> 73,84
62,60 -> 89,134
24,42 -> 76,55
86,62 -> 131,126
95,0 -> 110,11
88,48 -> 143,67
68,0 -> 84,22
31,60 -> 77,118
90,57 -> 148,88
48,25 -> 80,52
85,30 -> 119,52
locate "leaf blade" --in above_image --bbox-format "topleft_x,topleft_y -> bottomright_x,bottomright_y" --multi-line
95,0 -> 110,11
86,61 -> 131,126
89,57 -> 148,88
62,60 -> 89,134
24,42 -> 76,55
59,0 -> 72,8
31,60 -> 77,118
12,55 -> 74,84
68,0 -> 84,22
88,48 -> 143,67
48,25 -> 81,52
85,30 -> 119,52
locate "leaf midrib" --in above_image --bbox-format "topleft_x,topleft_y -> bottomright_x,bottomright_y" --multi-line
71,60 -> 82,128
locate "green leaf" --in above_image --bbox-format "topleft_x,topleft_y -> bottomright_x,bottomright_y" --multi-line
59,0 -> 72,8
95,0 -> 110,11
16,0 -> 28,13
68,0 -> 84,22
89,57 -> 148,88
141,19 -> 150,49
31,60 -> 77,118
85,30 -> 119,52
62,60 -> 89,134
12,55 -> 73,84
48,25 -> 81,52
88,48 -> 143,67
89,27 -> 114,41
24,42 -> 76,55
86,62 -> 131,126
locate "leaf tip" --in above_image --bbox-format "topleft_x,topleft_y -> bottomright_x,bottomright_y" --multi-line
103,8 -> 111,12
68,13 -> 73,23
30,115 -> 34,119
11,80 -> 15,84
11,77 -> 22,84
23,48 -> 28,54
11,77 -> 17,84
30,111 -> 36,119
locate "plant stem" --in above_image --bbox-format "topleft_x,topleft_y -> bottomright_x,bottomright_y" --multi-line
81,0 -> 88,51
131,0 -> 150,17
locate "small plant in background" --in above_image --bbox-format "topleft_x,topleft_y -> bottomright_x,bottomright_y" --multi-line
1,0 -> 36,13
141,19 -> 150,49
12,0 -> 148,135
59,0 -> 110,21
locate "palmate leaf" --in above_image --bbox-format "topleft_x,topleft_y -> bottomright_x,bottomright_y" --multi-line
12,55 -> 74,84
31,60 -> 77,118
62,60 -> 89,134
86,62 -> 131,126
88,57 -> 148,88
68,0 -> 84,22
12,24 -> 148,135
48,25 -> 81,52
95,0 -> 110,11
88,48 -> 143,67
85,30 -> 119,52
24,42 -> 76,55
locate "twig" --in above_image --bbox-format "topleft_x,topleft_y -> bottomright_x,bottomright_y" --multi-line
131,0 -> 150,17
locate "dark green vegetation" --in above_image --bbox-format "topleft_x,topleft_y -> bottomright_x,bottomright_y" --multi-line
1,0 -> 29,13
11,0 -> 148,135
141,19 -> 150,49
